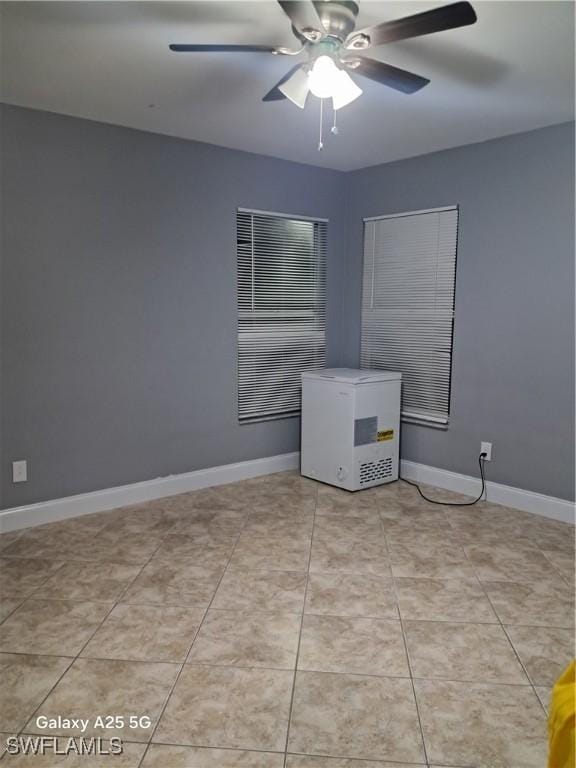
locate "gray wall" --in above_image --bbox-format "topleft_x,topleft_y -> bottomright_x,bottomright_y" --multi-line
0,105 -> 346,507
343,123 -> 575,501
1,107 -> 574,507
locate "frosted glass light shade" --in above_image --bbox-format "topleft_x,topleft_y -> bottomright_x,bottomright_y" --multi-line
332,70 -> 362,110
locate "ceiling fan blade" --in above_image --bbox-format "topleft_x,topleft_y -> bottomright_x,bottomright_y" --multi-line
169,44 -> 277,53
345,57 -> 430,94
262,64 -> 303,101
346,2 -> 477,49
277,1 -> 323,40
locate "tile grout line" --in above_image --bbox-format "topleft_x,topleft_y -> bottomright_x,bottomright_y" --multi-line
136,497 -> 258,768
537,547 -> 574,589
0,598 -> 25,627
447,513 -> 552,716
378,497 -> 432,768
0,650 -> 552,689
281,481 -> 318,768
471,589 -> 551,714
289,749 -> 430,767
5,599 -> 572,630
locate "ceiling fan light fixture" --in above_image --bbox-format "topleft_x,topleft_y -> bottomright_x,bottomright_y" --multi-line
308,55 -> 362,109
332,69 -> 362,110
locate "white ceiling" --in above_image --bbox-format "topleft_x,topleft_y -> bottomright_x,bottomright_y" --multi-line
1,0 -> 574,171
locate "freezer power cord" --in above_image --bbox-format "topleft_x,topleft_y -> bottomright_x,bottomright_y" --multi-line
400,452 -> 488,506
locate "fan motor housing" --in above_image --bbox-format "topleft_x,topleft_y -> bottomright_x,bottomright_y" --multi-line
315,0 -> 359,42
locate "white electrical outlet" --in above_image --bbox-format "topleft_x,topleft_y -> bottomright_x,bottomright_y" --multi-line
12,460 -> 28,483
480,442 -> 492,461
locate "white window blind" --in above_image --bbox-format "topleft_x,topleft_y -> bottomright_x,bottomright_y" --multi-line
237,209 -> 327,422
360,206 -> 459,427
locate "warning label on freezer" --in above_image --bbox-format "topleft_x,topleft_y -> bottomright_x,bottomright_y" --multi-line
377,429 -> 394,442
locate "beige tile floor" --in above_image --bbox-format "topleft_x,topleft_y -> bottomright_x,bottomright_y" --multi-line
0,471 -> 574,767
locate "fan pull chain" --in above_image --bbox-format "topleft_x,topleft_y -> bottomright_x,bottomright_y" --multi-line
318,98 -> 324,151
331,107 -> 339,136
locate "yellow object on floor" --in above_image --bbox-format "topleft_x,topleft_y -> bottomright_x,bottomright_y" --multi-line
548,660 -> 576,768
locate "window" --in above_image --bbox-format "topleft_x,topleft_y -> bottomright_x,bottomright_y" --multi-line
360,206 -> 459,427
237,208 -> 327,422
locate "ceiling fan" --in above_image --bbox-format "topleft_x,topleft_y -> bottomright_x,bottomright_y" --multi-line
169,1 -> 477,111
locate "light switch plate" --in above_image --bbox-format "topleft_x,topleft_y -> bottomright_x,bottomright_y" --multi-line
12,460 -> 28,483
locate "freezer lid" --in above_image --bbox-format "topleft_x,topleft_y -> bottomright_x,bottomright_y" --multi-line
301,368 -> 401,384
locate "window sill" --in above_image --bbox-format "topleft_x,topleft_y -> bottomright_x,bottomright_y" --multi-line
239,411 -> 301,425
401,415 -> 449,430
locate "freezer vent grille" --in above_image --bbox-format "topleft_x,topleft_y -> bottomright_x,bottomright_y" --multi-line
359,457 -> 393,485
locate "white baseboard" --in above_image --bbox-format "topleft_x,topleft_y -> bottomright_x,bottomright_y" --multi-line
401,459 -> 575,525
0,452 -> 300,533
1,452 -> 573,533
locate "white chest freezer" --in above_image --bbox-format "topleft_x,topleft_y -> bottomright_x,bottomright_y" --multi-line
301,368 -> 401,491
